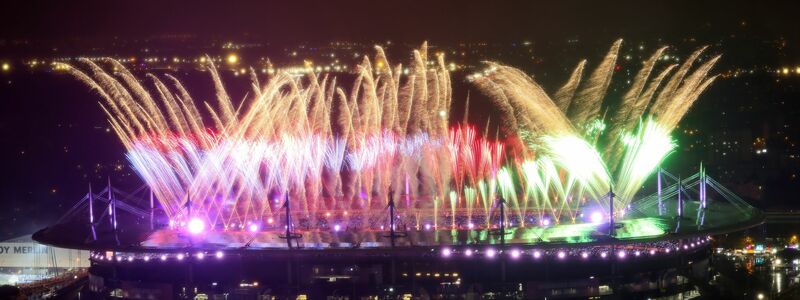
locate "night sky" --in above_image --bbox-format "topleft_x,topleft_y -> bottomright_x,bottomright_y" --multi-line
1,0 -> 799,240
0,1 -> 798,42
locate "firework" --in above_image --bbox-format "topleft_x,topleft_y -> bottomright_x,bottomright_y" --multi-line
68,40 -> 717,231
471,39 -> 718,219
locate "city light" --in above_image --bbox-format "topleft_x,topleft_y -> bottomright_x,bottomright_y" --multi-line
227,54 -> 239,64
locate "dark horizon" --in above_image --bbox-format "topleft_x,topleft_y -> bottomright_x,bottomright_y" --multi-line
1,1 -> 799,43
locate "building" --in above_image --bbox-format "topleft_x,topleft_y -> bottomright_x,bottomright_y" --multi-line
0,235 -> 88,285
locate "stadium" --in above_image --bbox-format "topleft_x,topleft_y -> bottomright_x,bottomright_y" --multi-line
33,169 -> 761,299
32,41 -> 764,298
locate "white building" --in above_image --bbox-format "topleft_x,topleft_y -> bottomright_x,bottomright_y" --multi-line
0,235 -> 89,285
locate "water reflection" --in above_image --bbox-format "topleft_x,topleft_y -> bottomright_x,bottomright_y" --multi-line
712,253 -> 800,298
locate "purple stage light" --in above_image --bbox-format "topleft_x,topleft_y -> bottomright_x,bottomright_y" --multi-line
464,249 -> 473,257
442,248 -> 452,258
187,218 -> 206,235
216,251 -> 224,259
510,249 -> 521,259
557,251 -> 566,259
590,211 -> 603,224
485,248 -> 496,258
533,250 -> 542,259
